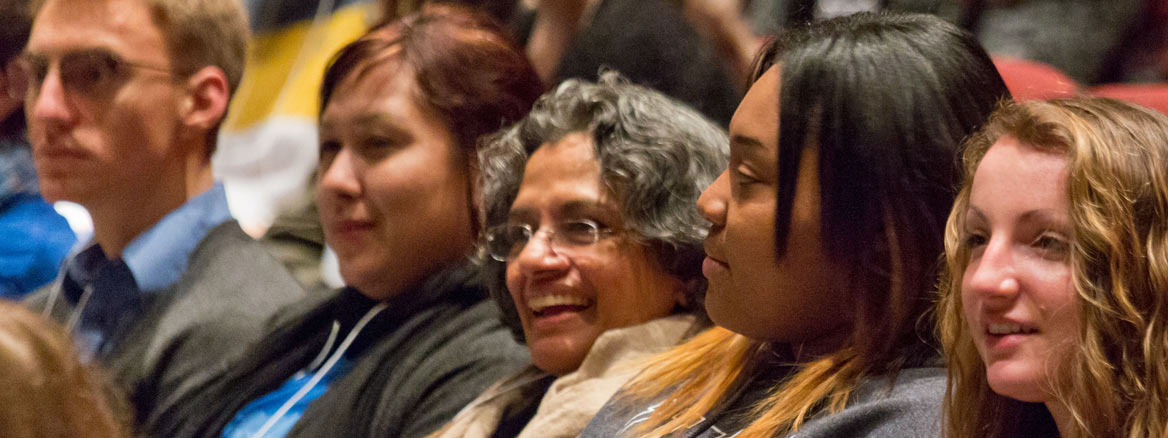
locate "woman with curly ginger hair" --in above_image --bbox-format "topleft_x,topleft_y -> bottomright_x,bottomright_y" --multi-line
938,97 -> 1168,437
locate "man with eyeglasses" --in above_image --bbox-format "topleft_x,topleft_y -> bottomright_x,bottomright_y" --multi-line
0,0 -> 77,298
14,0 -> 306,428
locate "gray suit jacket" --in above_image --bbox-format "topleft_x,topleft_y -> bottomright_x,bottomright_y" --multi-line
25,220 -> 307,430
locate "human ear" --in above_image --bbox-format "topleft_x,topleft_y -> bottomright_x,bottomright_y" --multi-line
179,65 -> 230,134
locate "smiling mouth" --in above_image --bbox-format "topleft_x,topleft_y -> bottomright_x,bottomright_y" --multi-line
528,295 -> 591,318
986,323 -> 1038,335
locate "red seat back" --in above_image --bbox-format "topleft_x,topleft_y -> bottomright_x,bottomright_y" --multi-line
993,57 -> 1080,101
1088,83 -> 1168,116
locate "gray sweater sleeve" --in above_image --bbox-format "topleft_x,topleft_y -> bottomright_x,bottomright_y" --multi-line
581,366 -> 946,438
791,367 -> 945,438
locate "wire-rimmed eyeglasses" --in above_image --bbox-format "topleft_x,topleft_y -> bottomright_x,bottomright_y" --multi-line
483,219 -> 620,262
6,49 -> 172,101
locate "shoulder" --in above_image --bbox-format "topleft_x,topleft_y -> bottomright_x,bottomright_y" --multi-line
145,220 -> 308,365
578,389 -> 661,438
171,220 -> 307,316
341,300 -> 529,438
185,220 -> 297,283
586,367 -> 946,438
576,314 -> 697,377
120,221 -> 309,412
400,299 -> 529,377
850,367 -> 947,411
793,367 -> 946,438
339,287 -> 529,400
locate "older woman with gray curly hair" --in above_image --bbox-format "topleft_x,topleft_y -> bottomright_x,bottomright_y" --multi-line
429,74 -> 728,438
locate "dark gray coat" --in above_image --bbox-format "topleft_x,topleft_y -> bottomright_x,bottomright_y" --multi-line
147,261 -> 529,438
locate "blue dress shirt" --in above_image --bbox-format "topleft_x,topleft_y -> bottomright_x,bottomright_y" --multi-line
60,183 -> 232,357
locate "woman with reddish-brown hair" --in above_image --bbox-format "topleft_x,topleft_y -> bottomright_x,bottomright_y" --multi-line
0,301 -> 128,438
148,5 -> 542,438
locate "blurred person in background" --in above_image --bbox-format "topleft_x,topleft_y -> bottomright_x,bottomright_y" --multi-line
956,0 -> 1154,85
0,0 -> 76,298
13,0 -> 306,428
430,74 -> 727,438
0,301 -> 127,438
515,0 -> 740,126
725,0 -> 1166,84
395,0 -> 743,125
150,6 -> 542,438
939,97 -> 1168,437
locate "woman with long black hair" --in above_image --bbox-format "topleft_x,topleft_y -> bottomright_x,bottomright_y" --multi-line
582,12 -> 1010,437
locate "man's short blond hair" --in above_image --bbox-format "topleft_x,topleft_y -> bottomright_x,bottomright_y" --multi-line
33,0 -> 250,94
144,0 -> 250,94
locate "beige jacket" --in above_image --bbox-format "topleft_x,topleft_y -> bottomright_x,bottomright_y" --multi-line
430,314 -> 698,438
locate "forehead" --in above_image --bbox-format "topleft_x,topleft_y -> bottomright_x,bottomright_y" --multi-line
27,0 -> 167,59
319,61 -> 430,129
730,66 -> 781,147
528,132 -> 597,170
970,135 -> 1069,208
332,48 -> 408,93
511,133 -> 617,217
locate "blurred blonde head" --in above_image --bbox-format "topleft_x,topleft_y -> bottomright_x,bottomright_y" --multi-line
939,97 -> 1168,438
0,302 -> 127,438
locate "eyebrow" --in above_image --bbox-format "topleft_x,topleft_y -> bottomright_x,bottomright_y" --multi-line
1019,209 -> 1069,226
22,47 -> 121,62
321,113 -> 396,133
966,206 -> 986,221
730,134 -> 766,152
19,51 -> 44,61
966,205 -> 1068,226
350,113 -> 393,128
320,113 -> 406,136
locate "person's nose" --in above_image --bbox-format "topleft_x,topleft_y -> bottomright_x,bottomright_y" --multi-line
512,227 -> 570,280
28,66 -> 77,129
697,169 -> 729,229
316,146 -> 362,201
965,237 -> 1021,310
